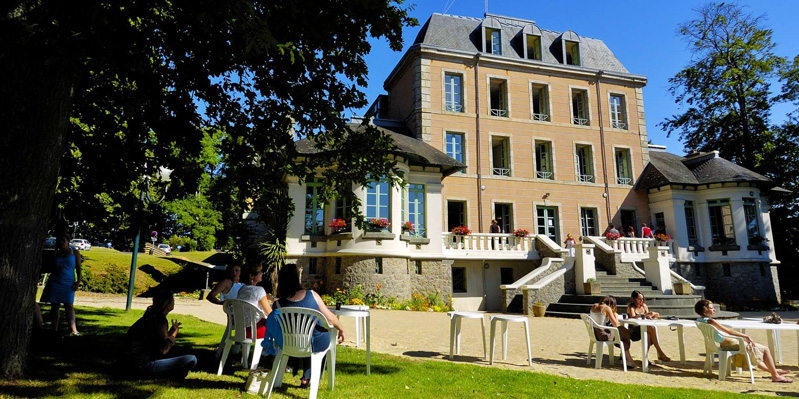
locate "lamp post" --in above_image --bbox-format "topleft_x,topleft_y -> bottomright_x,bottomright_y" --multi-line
126,167 -> 172,311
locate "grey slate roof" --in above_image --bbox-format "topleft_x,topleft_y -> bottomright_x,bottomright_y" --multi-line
295,122 -> 466,177
636,150 -> 772,190
413,13 -> 629,73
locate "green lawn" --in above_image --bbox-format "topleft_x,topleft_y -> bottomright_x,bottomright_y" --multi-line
0,306 -> 768,399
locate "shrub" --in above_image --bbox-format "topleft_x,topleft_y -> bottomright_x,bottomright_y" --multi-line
81,263 -> 130,294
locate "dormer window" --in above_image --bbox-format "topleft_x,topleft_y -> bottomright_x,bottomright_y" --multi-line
485,28 -> 502,55
565,41 -> 580,65
526,35 -> 541,60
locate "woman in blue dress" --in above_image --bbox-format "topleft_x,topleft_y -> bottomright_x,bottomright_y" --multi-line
41,235 -> 82,335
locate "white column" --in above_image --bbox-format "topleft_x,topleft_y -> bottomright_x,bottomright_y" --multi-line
643,246 -> 673,293
670,199 -> 688,259
695,201 -> 711,248
730,199 -> 747,249
759,198 -> 777,262
574,243 -> 596,295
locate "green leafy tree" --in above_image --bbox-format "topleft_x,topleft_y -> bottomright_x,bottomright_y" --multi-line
661,2 -> 785,170
165,194 -> 222,251
0,0 -> 415,378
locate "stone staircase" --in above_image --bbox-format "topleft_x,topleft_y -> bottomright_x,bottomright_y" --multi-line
543,269 -> 738,319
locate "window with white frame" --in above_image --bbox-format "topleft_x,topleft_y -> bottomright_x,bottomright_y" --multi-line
408,183 -> 426,237
708,199 -> 735,246
365,178 -> 390,228
609,94 -> 628,129
492,136 -> 511,176
684,201 -> 699,246
489,79 -> 508,117
743,198 -> 762,243
575,145 -> 594,183
615,148 -> 632,185
334,197 -> 351,232
304,180 -> 324,235
531,84 -> 549,121
571,89 -> 589,125
445,132 -> 465,173
580,207 -> 598,236
485,28 -> 502,55
444,73 -> 464,112
535,140 -> 553,179
565,40 -> 580,65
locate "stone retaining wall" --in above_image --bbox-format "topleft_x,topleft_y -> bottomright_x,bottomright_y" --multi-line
671,261 -> 780,309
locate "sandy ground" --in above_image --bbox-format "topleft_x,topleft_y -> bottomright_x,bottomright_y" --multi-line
74,292 -> 799,396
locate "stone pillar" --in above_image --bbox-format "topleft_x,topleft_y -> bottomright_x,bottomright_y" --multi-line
574,243 -> 596,295
643,246 -> 673,294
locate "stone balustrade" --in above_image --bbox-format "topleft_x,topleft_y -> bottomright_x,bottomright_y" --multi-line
442,233 -> 537,259
602,237 -> 675,262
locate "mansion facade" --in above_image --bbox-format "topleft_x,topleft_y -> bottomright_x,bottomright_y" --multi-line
284,13 -> 782,312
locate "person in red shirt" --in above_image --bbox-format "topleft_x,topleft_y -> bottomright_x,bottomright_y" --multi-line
641,223 -> 653,239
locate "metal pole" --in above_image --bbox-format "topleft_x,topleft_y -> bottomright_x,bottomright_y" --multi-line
126,190 -> 146,311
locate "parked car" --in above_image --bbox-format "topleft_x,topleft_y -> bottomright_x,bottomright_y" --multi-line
43,237 -> 57,248
157,243 -> 171,255
70,239 -> 91,251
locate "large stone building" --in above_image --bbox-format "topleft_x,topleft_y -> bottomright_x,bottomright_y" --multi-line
284,13 -> 782,312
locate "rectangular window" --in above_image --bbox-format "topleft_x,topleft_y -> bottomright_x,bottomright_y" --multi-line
615,148 -> 632,185
684,201 -> 699,246
401,184 -> 406,224
485,28 -> 501,55
580,208 -> 598,237
447,201 -> 466,231
536,206 -> 559,242
575,145 -> 594,183
375,257 -> 383,274
571,89 -> 589,125
565,41 -> 580,65
708,199 -> 735,245
445,132 -> 465,173
365,178 -> 390,227
535,141 -> 554,180
308,258 -> 317,275
743,198 -> 761,243
335,257 -> 342,274
500,267 -> 514,285
415,260 -> 422,275
531,84 -> 549,121
444,73 -> 464,112
609,94 -> 628,129
491,137 -> 511,176
452,267 -> 467,292
526,35 -> 541,60
408,184 -> 426,237
304,180 -> 324,235
655,213 -> 665,232
489,79 -> 508,117
495,203 -> 513,234
334,198 -> 351,232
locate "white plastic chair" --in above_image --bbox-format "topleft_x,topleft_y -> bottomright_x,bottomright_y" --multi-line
259,308 -> 338,399
217,299 -> 266,375
580,314 -> 628,371
696,321 -> 754,383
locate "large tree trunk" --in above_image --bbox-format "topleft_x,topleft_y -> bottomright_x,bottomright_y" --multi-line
0,43 -> 78,378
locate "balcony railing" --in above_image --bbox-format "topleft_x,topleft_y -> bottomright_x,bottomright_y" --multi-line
616,177 -> 632,185
577,174 -> 594,183
573,117 -> 589,126
445,103 -> 463,112
602,237 -> 675,261
536,171 -> 553,179
443,232 -> 537,257
490,109 -> 508,117
493,168 -> 510,176
612,121 -> 628,129
532,113 -> 550,122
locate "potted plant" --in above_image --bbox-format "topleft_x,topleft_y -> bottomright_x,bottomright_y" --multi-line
402,221 -> 414,235
513,229 -> 529,238
583,278 -> 600,295
366,218 -> 391,232
532,301 -> 546,317
673,281 -> 692,295
333,288 -> 348,310
604,231 -> 621,241
654,233 -> 672,245
329,218 -> 348,233
451,226 -> 471,236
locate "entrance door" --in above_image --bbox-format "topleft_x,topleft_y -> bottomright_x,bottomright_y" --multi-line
495,203 -> 512,233
447,201 -> 466,231
620,209 -> 637,235
536,206 -> 559,242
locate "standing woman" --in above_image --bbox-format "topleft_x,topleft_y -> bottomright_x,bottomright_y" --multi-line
41,235 -> 82,335
626,290 -> 670,361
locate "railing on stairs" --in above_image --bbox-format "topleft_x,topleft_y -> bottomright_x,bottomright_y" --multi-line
601,237 -> 675,262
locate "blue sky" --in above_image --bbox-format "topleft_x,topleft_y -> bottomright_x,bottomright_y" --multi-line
353,0 -> 799,154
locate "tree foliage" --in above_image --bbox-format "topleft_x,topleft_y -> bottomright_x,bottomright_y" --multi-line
0,0 -> 415,379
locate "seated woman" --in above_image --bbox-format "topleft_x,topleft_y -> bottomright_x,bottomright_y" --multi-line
207,264 -> 244,305
627,290 -> 670,362
695,299 -> 791,383
590,295 -> 635,367
273,264 -> 345,388
122,290 -> 197,379
237,267 -> 272,339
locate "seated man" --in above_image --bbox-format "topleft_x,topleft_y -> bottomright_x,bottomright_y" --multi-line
122,290 -> 197,379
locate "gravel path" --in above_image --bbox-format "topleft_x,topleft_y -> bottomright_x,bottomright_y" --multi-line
74,292 -> 799,396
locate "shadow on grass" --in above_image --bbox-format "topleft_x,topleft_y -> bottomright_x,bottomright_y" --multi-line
402,350 -> 446,359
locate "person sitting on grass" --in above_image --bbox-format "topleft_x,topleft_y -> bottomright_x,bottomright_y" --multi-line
626,290 -> 670,362
695,299 -> 791,383
590,295 -> 636,368
122,290 -> 197,379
